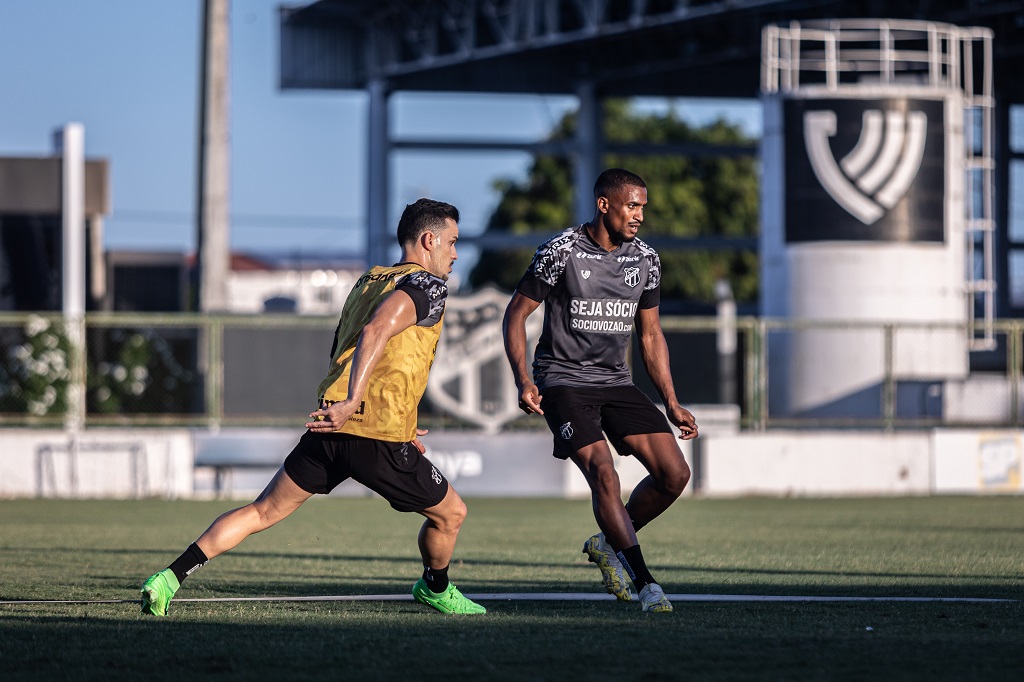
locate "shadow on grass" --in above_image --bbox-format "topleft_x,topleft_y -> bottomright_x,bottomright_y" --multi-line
4,544 -> 1022,602
4,575 -> 1020,611
9,544 -> 1024,584
2,600 -> 1024,682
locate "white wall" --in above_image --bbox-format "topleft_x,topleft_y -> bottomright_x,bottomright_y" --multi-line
702,431 -> 931,497
0,429 -> 193,498
701,429 -> 1024,496
0,426 -> 1020,499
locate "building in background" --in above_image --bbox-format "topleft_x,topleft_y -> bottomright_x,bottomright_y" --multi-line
105,250 -> 362,314
0,153 -> 109,312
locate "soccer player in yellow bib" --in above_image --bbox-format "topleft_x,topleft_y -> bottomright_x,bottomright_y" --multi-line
141,198 -> 485,616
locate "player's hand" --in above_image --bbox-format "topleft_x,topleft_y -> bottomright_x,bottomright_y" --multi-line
412,428 -> 428,454
668,404 -> 698,440
305,400 -> 358,432
517,383 -> 544,415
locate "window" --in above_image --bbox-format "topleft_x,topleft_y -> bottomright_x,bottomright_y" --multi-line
1006,105 -> 1024,314
1012,106 -> 1024,153
1010,251 -> 1024,308
1011,160 -> 1024,242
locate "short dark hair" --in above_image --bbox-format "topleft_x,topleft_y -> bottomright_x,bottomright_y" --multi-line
593,168 -> 646,198
396,198 -> 460,247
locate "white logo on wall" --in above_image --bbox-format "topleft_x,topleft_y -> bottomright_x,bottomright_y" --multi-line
427,287 -> 543,434
427,450 -> 483,482
978,437 -> 1021,490
804,109 -> 927,225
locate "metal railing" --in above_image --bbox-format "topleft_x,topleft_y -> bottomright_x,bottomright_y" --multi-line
0,311 -> 1020,431
762,18 -> 997,350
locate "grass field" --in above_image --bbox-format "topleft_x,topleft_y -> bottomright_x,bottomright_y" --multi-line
1,495 -> 1023,681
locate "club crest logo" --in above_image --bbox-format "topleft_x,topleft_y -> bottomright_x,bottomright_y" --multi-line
560,422 -> 573,440
581,270 -> 591,279
624,267 -> 640,288
426,286 -> 543,434
803,109 -> 927,225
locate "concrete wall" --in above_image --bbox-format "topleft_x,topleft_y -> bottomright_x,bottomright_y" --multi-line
0,426 -> 1020,499
0,428 -> 193,498
700,429 -> 1023,496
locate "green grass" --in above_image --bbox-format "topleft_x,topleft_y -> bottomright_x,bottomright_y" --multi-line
1,496 -> 1023,681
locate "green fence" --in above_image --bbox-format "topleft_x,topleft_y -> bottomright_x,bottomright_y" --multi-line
1,312 -> 1020,430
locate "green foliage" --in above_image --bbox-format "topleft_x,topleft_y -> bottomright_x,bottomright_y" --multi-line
87,327 -> 200,415
469,100 -> 760,304
0,315 -> 71,416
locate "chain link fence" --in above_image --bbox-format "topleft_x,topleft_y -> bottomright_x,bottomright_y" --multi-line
0,311 -> 1020,430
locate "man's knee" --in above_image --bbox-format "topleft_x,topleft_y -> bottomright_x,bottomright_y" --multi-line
589,462 -> 623,498
430,489 -> 467,534
660,458 -> 691,498
446,496 -> 468,527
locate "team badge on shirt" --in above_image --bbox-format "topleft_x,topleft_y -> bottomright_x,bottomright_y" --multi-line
624,267 -> 641,288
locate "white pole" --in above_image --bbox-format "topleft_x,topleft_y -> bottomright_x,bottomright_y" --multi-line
56,123 -> 85,320
715,278 -> 737,405
55,123 -> 86,491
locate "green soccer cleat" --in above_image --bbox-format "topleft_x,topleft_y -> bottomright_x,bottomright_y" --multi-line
412,578 -> 486,614
639,582 -> 673,613
582,532 -> 634,602
140,568 -> 180,616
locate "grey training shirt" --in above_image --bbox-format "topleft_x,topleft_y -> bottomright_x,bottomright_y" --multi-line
516,223 -> 661,389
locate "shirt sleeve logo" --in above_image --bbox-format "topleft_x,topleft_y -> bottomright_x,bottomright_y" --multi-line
624,267 -> 641,288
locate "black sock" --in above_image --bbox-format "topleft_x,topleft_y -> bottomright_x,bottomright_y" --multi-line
422,564 -> 450,594
616,545 -> 656,593
168,542 -> 209,584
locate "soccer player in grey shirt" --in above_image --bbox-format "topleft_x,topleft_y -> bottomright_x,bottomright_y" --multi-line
503,168 -> 699,613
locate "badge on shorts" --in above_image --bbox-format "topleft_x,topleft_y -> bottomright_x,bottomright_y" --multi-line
560,422 -> 573,440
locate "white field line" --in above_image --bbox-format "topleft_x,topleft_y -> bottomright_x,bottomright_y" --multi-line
0,593 -> 1015,605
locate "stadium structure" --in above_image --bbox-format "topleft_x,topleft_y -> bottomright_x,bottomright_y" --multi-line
2,0 -> 1024,499
277,0 -> 1024,319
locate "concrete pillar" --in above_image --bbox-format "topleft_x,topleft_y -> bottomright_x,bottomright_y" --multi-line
196,0 -> 231,312
56,123 -> 85,319
367,79 -> 391,267
574,80 -> 602,223
54,122 -> 85,433
88,213 -> 106,309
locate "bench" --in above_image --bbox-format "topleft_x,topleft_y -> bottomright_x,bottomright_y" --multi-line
193,429 -> 302,497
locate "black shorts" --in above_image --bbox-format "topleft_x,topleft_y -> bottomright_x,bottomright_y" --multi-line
284,431 -> 449,512
540,384 -> 673,460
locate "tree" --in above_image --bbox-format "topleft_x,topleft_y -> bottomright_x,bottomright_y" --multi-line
468,100 -> 760,306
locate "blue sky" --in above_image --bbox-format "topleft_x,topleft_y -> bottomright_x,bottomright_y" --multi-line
0,0 -> 760,268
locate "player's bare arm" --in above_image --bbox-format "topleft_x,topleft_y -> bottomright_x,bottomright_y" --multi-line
411,428 -> 429,454
306,289 -> 419,431
635,306 -> 698,440
503,291 -> 544,415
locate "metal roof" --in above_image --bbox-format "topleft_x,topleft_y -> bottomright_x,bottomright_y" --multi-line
279,0 -> 1024,98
